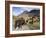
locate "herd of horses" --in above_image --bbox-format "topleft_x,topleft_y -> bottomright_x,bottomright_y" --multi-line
14,15 -> 39,29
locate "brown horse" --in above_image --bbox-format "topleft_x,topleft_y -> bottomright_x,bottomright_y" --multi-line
15,18 -> 25,29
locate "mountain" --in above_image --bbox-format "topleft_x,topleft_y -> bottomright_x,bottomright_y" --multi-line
18,9 -> 40,17
29,9 -> 40,16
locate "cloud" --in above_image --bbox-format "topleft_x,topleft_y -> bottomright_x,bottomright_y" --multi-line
21,7 -> 32,11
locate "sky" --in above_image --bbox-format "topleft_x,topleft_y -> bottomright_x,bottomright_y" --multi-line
12,7 -> 39,16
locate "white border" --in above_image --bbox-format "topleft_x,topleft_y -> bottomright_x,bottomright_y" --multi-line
10,4 -> 43,34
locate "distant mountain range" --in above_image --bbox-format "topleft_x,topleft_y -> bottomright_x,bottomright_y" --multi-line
18,9 -> 40,17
